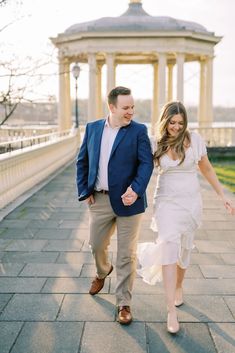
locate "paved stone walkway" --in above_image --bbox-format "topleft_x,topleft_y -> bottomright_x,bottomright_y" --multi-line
0,163 -> 235,353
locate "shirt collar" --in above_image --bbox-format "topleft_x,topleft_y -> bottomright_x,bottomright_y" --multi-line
104,117 -> 110,127
105,116 -> 120,130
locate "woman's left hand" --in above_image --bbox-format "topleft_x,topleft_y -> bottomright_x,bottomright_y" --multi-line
221,196 -> 235,215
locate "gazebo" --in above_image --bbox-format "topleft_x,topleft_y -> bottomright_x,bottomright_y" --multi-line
51,0 -> 221,133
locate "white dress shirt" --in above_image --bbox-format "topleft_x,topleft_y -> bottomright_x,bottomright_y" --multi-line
95,118 -> 120,191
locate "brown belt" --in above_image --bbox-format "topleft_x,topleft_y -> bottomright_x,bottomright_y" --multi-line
95,190 -> 109,195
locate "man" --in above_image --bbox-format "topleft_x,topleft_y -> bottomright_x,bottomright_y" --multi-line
76,86 -> 153,325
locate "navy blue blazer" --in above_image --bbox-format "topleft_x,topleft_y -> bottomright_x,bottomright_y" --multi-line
76,119 -> 153,216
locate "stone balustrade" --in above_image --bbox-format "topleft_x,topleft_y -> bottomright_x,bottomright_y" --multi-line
0,129 -> 80,209
0,130 -> 74,153
0,126 -> 57,143
192,127 -> 235,147
0,124 -> 234,211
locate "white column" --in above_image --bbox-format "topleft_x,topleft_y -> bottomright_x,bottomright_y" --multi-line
151,62 -> 158,136
198,58 -> 207,126
167,63 -> 174,102
58,58 -> 71,131
88,53 -> 97,121
158,53 -> 167,112
106,53 -> 116,95
176,53 -> 185,102
206,56 -> 213,125
96,63 -> 103,118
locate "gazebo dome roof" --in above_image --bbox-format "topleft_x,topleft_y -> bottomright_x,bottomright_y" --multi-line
65,1 -> 212,35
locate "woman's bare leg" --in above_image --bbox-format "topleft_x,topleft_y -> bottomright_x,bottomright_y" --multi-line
162,263 -> 179,333
175,265 -> 186,306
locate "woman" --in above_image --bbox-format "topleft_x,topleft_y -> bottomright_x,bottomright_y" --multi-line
137,101 -> 235,334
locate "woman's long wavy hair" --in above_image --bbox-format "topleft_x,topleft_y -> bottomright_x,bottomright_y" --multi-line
153,101 -> 190,165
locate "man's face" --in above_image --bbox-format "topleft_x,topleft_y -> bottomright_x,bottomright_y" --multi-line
109,94 -> 134,127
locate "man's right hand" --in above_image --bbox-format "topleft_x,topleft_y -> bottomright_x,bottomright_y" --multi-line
86,194 -> 95,205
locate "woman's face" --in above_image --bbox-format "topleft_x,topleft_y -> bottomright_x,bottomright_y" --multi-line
167,114 -> 184,137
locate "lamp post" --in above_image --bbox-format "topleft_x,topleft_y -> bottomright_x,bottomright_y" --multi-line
72,63 -> 81,128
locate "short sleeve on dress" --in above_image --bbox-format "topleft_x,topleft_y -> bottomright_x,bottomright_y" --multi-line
190,131 -> 207,163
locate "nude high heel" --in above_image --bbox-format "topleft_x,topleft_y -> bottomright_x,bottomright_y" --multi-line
167,311 -> 180,334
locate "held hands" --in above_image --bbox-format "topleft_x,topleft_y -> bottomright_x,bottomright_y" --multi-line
121,186 -> 138,206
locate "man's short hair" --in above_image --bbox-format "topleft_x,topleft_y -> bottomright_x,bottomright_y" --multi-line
108,86 -> 131,106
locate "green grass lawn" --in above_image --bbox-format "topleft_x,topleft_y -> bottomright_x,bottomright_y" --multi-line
212,162 -> 235,193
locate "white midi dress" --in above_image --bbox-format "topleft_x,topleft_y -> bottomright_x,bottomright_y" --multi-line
137,131 -> 207,285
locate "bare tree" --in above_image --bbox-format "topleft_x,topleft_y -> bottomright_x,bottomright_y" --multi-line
0,64 -> 25,125
0,0 -> 66,128
0,0 -> 22,6
0,0 -> 8,6
0,51 -> 57,125
0,0 -> 58,125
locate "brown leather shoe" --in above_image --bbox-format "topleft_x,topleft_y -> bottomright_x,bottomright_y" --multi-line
118,306 -> 132,325
89,265 -> 113,295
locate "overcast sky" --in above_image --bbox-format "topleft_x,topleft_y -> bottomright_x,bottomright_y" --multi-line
1,0 -> 235,107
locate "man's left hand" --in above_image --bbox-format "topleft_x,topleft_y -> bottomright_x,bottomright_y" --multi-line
121,186 -> 138,206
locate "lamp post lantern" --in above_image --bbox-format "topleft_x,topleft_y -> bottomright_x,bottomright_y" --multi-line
72,63 -> 81,128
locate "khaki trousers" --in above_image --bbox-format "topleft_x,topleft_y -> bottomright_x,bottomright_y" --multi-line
88,192 -> 142,306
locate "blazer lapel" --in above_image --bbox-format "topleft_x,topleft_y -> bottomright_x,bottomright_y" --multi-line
93,120 -> 105,160
110,125 -> 129,159
88,119 -> 105,167
96,119 -> 105,145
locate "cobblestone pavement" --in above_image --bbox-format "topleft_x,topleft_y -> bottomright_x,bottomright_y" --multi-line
0,163 -> 235,353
